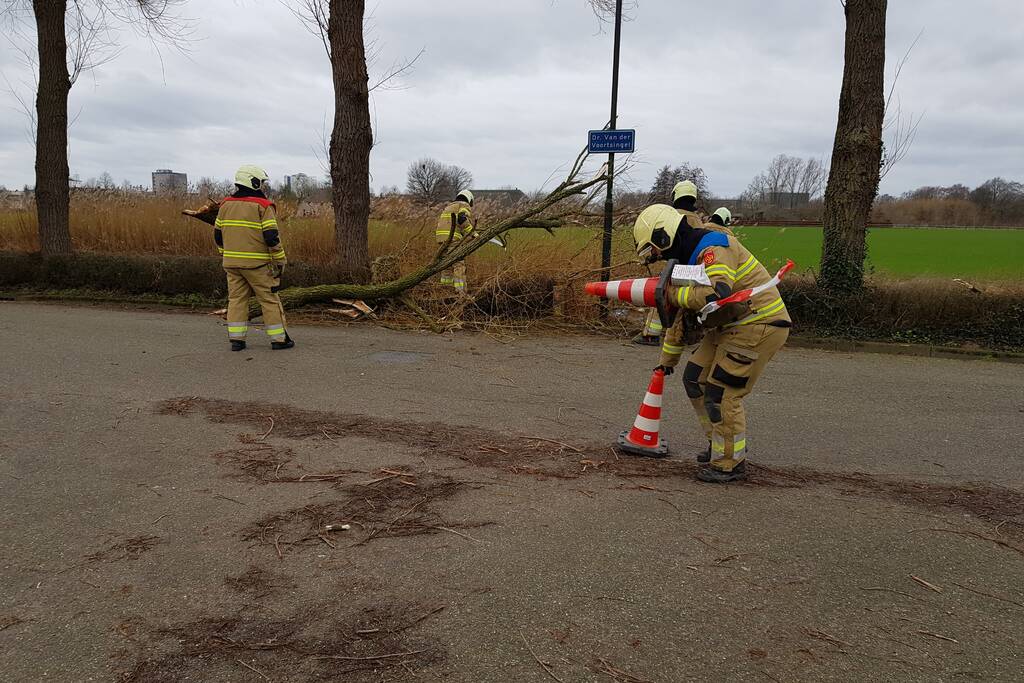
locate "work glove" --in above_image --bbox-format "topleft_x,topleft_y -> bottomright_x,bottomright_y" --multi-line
654,365 -> 674,377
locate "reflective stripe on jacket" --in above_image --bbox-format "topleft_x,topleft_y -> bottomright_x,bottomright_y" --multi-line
216,196 -> 286,268
659,236 -> 790,367
435,200 -> 474,243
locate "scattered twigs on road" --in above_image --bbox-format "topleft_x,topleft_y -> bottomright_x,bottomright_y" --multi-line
519,629 -> 565,683
590,657 -> 654,683
257,415 -> 275,442
951,582 -> 1024,610
860,586 -> 922,601
909,527 -> 1024,556
909,575 -> 943,593
236,658 -> 270,680
425,525 -> 483,543
0,616 -> 26,632
802,629 -> 851,649
214,493 -> 247,506
522,436 -> 583,453
312,649 -> 428,662
691,534 -> 723,552
916,630 -> 958,644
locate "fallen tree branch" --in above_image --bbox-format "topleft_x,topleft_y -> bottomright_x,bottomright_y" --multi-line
399,294 -> 442,333
188,147 -> 614,316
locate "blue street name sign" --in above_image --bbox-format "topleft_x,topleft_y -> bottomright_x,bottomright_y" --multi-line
588,129 -> 636,154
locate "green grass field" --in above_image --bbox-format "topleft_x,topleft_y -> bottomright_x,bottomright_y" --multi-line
498,224 -> 1024,281
732,226 -> 1023,280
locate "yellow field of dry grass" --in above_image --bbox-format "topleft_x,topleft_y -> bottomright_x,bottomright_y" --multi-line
0,195 -> 643,284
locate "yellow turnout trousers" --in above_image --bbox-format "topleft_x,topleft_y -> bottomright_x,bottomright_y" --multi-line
681,323 -> 789,472
225,264 -> 287,343
641,309 -> 664,337
438,253 -> 467,292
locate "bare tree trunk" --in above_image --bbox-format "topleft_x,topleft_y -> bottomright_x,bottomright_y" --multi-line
819,0 -> 886,292
33,0 -> 73,255
327,0 -> 371,281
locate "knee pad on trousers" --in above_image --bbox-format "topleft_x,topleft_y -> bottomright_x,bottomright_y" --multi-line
704,383 -> 724,424
682,361 -> 704,399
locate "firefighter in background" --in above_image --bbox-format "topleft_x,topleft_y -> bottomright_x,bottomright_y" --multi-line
633,204 -> 791,482
435,190 -> 476,294
634,181 -> 723,345
215,165 -> 293,351
708,207 -> 735,236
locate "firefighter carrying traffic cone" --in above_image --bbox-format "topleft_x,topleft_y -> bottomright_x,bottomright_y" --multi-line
215,165 -> 293,351
635,181 -> 732,346
435,189 -> 476,295
633,204 -> 791,482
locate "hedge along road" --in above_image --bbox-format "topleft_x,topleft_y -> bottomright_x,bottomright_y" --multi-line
2,301 -> 1024,682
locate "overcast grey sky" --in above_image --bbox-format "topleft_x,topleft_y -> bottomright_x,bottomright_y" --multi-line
1,0 -> 1022,197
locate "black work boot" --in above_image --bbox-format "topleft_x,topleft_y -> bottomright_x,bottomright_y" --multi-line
271,332 -> 294,350
697,461 -> 747,483
230,340 -> 246,352
697,444 -> 711,463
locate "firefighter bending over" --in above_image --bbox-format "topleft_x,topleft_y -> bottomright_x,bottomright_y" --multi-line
435,189 -> 476,294
635,182 -> 731,345
634,204 -> 791,482
215,165 -> 293,351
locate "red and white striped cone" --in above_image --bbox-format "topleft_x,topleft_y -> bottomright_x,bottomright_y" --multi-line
617,368 -> 670,458
584,277 -> 659,307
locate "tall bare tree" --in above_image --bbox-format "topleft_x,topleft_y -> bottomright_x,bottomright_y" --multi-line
406,158 -> 473,203
819,0 -> 887,292
4,0 -> 188,255
742,155 -> 827,207
325,0 -> 372,280
291,1 -> 421,281
30,1 -> 72,254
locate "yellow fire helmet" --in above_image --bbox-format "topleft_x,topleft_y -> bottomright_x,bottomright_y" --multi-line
672,180 -> 698,203
235,164 -> 269,191
456,189 -> 474,206
712,207 -> 732,226
633,204 -> 686,261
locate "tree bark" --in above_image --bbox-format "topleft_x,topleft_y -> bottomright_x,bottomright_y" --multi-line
327,0 -> 371,281
33,0 -> 73,255
819,0 -> 886,292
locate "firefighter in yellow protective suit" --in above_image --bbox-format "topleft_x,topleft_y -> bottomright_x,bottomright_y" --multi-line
634,182 -> 731,345
215,165 -> 293,351
634,204 -> 791,482
435,190 -> 476,294
708,206 -> 735,236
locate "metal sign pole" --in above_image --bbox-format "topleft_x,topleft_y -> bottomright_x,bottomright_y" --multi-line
600,0 -> 624,313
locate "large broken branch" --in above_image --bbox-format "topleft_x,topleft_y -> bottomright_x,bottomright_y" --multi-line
185,148 -> 611,313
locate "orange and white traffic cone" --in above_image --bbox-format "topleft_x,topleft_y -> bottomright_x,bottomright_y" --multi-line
584,277 -> 660,307
617,368 -> 669,458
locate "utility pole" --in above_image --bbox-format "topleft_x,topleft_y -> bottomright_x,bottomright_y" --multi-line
600,0 -> 624,289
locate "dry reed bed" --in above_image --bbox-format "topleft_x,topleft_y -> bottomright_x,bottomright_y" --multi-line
3,196 -> 1022,350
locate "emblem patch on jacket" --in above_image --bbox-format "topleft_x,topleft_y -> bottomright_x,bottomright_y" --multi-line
703,251 -> 716,266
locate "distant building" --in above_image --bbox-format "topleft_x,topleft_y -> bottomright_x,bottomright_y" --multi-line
283,173 -> 311,192
152,169 -> 188,195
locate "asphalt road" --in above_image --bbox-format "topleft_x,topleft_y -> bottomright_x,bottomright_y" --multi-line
1,302 -> 1022,682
